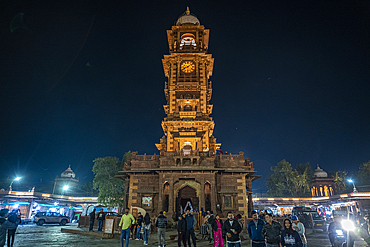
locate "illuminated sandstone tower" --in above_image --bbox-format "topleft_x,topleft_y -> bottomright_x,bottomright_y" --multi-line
155,7 -> 221,154
119,8 -> 259,220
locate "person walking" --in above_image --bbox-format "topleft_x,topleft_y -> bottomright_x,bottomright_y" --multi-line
118,208 -> 135,247
291,216 -> 306,247
97,209 -> 105,232
155,211 -> 168,247
280,219 -> 303,247
185,209 -> 197,247
222,212 -> 242,247
177,214 -> 187,247
211,214 -> 224,247
7,209 -> 20,247
247,211 -> 265,247
262,213 -> 283,247
135,212 -> 143,240
0,209 -> 17,247
89,209 -> 96,231
143,213 -> 151,246
205,211 -> 214,243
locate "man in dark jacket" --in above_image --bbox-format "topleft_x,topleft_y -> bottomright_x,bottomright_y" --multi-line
185,209 -> 197,247
89,209 -> 96,231
97,209 -> 105,232
222,212 -> 242,247
7,209 -> 20,247
177,213 -> 187,247
135,212 -> 144,240
247,211 -> 265,247
262,213 -> 282,247
0,209 -> 17,247
155,211 -> 168,247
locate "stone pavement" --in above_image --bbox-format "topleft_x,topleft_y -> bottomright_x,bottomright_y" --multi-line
62,225 -> 252,246
305,228 -> 369,247
12,223 -> 368,247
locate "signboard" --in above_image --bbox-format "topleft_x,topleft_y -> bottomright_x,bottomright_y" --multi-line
104,218 -> 115,234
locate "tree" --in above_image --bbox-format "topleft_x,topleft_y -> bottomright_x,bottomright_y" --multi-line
266,160 -> 312,197
329,170 -> 351,194
266,160 -> 295,197
92,155 -> 127,208
295,163 -> 314,195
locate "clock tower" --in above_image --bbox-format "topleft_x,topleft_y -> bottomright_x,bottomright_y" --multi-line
119,8 -> 260,220
155,7 -> 221,153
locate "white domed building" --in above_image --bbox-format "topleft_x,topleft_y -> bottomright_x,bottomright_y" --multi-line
52,165 -> 79,195
311,165 -> 335,197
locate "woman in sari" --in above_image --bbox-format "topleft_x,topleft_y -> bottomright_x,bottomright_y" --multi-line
211,214 -> 224,247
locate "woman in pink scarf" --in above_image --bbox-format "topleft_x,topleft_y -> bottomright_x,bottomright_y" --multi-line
211,214 -> 224,247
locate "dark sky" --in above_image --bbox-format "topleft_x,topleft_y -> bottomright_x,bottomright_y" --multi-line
1,0 -> 369,192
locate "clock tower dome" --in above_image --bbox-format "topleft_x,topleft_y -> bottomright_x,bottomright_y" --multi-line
156,7 -> 220,153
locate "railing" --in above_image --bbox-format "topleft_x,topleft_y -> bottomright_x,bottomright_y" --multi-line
165,150 -> 200,156
132,153 -> 160,161
179,111 -> 196,117
215,154 -> 242,160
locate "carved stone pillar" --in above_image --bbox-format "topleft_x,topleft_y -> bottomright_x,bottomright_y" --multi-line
123,176 -> 130,210
211,174 -> 217,214
158,173 -> 163,213
200,177 -> 205,211
246,177 -> 253,217
168,178 -> 174,219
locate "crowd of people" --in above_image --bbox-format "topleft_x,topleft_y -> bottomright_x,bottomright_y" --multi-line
248,211 -> 306,247
91,208 -> 307,247
115,209 -> 307,247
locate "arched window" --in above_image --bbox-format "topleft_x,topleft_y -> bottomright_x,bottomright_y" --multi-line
184,105 -> 192,111
179,33 -> 196,50
205,182 -> 211,211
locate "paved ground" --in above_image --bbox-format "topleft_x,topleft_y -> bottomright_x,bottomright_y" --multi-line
306,229 -> 333,247
306,229 -> 368,247
11,223 -> 241,247
10,223 -> 369,247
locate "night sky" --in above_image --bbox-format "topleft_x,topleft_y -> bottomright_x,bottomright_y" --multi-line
1,0 -> 369,192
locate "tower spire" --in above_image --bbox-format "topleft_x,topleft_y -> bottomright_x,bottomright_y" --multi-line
186,7 -> 190,15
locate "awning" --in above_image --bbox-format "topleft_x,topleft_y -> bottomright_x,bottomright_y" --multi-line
0,201 -> 30,206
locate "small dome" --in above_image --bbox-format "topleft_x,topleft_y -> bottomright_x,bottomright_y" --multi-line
176,7 -> 200,26
61,165 -> 75,178
314,165 -> 328,178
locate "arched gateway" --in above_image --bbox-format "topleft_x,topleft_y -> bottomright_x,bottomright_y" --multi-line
117,8 -> 260,220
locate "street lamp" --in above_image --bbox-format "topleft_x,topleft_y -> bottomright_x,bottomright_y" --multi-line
62,185 -> 69,195
347,179 -> 357,193
9,177 -> 21,191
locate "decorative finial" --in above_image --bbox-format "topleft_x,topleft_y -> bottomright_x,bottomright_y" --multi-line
186,7 -> 190,15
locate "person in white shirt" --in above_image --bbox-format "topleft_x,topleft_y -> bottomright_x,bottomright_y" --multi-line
291,216 -> 307,247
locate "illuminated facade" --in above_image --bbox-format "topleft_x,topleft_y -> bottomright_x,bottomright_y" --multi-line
118,8 -> 260,219
155,7 -> 219,153
311,165 -> 335,197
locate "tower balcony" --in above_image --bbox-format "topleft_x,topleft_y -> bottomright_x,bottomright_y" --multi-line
179,111 -> 197,118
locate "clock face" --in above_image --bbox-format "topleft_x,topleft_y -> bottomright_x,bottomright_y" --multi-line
181,61 -> 195,73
